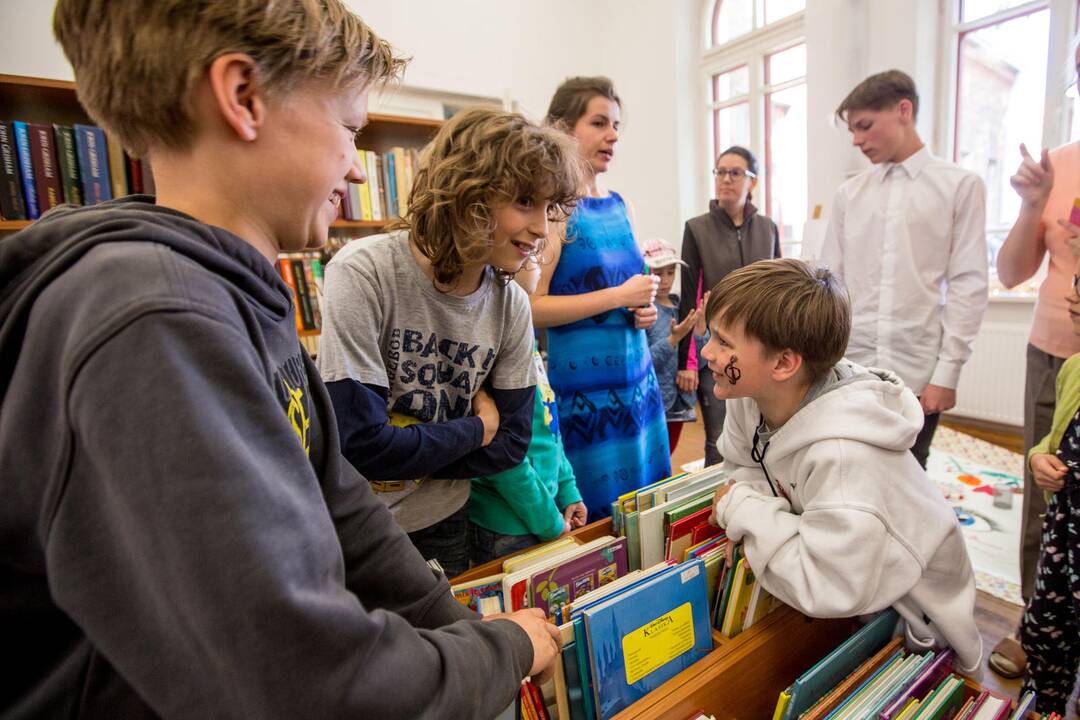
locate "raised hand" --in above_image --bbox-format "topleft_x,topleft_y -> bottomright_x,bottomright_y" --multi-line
1010,143 -> 1054,210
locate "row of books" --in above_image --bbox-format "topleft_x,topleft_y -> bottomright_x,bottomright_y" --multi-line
0,120 -> 152,221
339,146 -> 420,222
453,463 -> 799,720
771,609 -> 1039,720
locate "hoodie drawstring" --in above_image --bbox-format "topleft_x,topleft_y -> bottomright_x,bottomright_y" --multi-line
751,414 -> 779,498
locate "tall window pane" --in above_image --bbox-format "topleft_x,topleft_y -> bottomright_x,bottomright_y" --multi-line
713,65 -> 749,103
766,83 -> 807,258
766,44 -> 806,85
713,103 -> 751,164
764,0 -> 805,25
712,0 -> 753,46
955,9 -> 1049,266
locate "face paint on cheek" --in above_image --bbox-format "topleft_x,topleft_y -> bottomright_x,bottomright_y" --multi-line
723,356 -> 741,386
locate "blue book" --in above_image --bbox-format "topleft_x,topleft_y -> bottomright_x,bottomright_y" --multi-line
73,124 -> 112,205
582,559 -> 712,720
560,638 -> 588,720
781,607 -> 900,720
12,121 -> 39,219
385,152 -> 398,217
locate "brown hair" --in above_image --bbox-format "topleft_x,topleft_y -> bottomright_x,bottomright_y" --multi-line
704,258 -> 850,382
53,0 -> 406,157
835,69 -> 919,123
544,76 -> 621,131
397,107 -> 583,288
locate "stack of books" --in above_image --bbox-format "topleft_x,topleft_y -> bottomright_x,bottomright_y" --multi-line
338,146 -> 419,222
772,609 -> 1038,720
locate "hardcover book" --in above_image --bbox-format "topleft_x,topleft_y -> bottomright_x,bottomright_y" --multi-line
73,124 -> 112,205
582,559 -> 712,720
529,537 -> 628,618
0,121 -> 27,220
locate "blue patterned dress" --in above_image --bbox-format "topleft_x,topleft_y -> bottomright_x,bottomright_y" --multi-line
546,192 -> 671,520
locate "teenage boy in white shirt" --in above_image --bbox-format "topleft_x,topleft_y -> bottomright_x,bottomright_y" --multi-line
821,69 -> 988,468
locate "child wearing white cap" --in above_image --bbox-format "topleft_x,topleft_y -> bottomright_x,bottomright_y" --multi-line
642,238 -> 708,454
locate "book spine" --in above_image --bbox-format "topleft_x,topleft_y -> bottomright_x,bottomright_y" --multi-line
27,123 -> 65,212
127,156 -> 144,194
392,147 -> 407,217
366,150 -> 382,222
277,259 -> 305,334
290,259 -> 315,331
376,154 -> 390,220
74,125 -> 112,204
106,133 -> 128,198
0,121 -> 27,220
385,151 -> 399,218
12,122 -> 40,219
357,150 -> 372,221
302,259 -> 322,329
52,124 -> 83,206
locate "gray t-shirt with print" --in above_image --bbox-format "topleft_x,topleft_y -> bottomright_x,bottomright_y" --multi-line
317,231 -> 536,531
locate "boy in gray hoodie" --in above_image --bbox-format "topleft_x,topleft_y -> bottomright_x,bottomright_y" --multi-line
0,2 -> 559,718
704,259 -> 983,676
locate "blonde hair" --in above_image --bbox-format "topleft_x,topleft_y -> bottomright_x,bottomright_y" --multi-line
398,107 -> 583,288
53,0 -> 406,157
705,258 -> 850,382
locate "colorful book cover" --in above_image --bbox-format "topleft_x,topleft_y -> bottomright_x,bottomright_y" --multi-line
450,573 -> 504,615
530,537 -> 628,618
665,506 -> 712,562
582,559 -> 712,720
910,675 -> 963,720
385,151 -> 399,218
365,150 -> 382,221
12,121 -> 39,219
73,123 -> 111,205
27,122 -> 65,212
0,121 -> 27,220
105,133 -> 127,198
719,557 -> 754,637
52,124 -> 83,206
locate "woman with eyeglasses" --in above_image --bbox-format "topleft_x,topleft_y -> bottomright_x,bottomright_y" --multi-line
676,146 -> 780,466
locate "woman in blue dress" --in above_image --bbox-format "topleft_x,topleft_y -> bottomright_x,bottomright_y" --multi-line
530,76 -> 671,521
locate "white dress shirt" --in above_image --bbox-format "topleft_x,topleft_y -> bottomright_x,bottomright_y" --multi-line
820,147 -> 988,395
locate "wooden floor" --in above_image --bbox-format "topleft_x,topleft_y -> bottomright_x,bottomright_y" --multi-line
668,411 -> 1078,718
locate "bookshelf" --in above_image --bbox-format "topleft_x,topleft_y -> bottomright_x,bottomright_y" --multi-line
454,518 -> 1035,720
0,73 -> 442,239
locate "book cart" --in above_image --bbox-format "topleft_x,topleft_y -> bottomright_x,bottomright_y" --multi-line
452,518 -> 1036,720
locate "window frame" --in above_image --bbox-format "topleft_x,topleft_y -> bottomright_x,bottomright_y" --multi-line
702,0 -> 805,252
938,0 -> 1078,276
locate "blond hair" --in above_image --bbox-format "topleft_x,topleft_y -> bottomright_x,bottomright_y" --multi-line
705,258 -> 850,382
398,107 -> 583,288
53,0 -> 406,157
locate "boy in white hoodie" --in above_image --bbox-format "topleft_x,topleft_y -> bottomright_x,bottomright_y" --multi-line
705,258 -> 983,676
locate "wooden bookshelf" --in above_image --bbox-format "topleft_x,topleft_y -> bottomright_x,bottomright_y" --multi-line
453,518 -> 1032,720
0,73 -> 442,239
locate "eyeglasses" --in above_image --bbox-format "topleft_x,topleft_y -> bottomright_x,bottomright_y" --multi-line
712,168 -> 755,180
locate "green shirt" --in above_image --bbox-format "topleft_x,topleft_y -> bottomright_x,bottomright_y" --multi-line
1030,353 -> 1080,502
470,350 -> 582,539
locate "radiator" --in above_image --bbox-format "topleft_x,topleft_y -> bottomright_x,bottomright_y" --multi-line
950,320 -> 1027,428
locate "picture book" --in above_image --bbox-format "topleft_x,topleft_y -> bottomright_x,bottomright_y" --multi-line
719,557 -> 755,637
799,637 -> 905,720
502,536 -> 579,574
450,572 -> 505,616
503,537 -> 615,611
582,559 -> 712,720
529,537 -> 628,618
878,648 -> 955,720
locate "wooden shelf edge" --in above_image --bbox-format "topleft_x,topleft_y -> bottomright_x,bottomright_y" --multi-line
3,218 -> 387,234
367,112 -> 443,128
0,73 -> 77,90
0,220 -> 32,231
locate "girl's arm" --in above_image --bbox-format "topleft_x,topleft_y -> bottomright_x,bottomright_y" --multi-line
529,221 -> 657,328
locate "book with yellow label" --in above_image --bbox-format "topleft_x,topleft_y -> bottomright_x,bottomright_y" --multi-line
580,559 -> 712,720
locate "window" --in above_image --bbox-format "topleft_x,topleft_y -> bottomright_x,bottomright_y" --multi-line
945,0 -> 1078,279
704,0 -> 806,257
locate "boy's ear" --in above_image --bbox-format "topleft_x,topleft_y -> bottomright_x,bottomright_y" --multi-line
771,348 -> 804,382
896,98 -> 914,123
206,53 -> 266,143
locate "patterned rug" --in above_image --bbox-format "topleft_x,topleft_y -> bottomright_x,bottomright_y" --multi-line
927,426 -> 1024,606
681,426 -> 1026,605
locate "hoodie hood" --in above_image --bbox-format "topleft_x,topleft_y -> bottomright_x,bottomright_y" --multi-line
758,360 -> 924,461
0,196 -> 290,401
